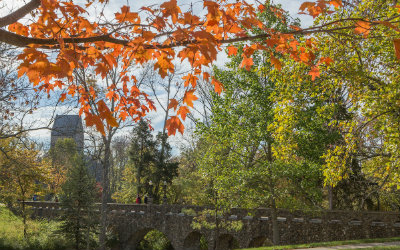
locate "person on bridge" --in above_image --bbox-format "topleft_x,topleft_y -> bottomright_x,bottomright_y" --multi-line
144,195 -> 148,204
136,194 -> 141,204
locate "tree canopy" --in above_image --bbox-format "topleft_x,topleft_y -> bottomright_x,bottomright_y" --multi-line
2,0 -> 400,136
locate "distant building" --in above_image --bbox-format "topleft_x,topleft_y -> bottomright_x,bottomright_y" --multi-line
50,115 -> 84,152
50,114 -> 103,183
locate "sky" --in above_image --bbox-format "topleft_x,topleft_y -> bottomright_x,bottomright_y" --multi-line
2,0 -> 315,153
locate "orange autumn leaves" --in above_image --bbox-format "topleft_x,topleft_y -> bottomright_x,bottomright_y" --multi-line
11,0 -> 399,136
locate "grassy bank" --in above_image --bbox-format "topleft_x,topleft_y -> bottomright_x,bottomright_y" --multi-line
0,206 -> 69,250
239,237 -> 400,250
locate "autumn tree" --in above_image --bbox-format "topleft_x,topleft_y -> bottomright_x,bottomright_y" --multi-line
3,0 -> 400,248
0,138 -> 50,238
266,0 -> 400,210
48,138 -> 79,198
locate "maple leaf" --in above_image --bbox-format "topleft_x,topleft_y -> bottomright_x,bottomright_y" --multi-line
299,2 -> 315,12
203,72 -> 210,81
115,6 -> 139,23
168,99 -> 179,111
59,93 -> 67,102
182,74 -> 198,88
160,0 -> 181,24
177,106 -> 190,120
240,56 -> 253,71
394,39 -> 400,60
85,112 -> 105,136
270,54 -> 282,70
329,0 -> 342,8
183,89 -> 198,108
97,100 -> 119,128
354,20 -> 371,37
211,77 -> 224,94
227,45 -> 238,56
309,66 -> 320,80
166,116 -> 184,136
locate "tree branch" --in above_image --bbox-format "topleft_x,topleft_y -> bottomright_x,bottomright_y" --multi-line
0,0 -> 41,28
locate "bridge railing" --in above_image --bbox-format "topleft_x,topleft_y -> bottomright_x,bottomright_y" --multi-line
23,201 -> 400,228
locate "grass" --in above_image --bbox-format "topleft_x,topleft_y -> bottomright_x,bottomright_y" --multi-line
240,237 -> 400,250
341,248 -> 400,250
0,205 -> 70,250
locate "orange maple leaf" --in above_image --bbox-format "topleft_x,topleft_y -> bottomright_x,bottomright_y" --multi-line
183,89 -> 198,107
211,77 -> 224,94
270,54 -> 282,70
354,20 -> 371,37
85,112 -> 105,136
166,116 -> 184,135
299,2 -> 315,12
182,74 -> 198,88
240,56 -> 253,71
160,0 -> 181,24
309,66 -> 320,80
168,99 -> 179,111
227,45 -> 238,56
177,106 -> 190,120
97,100 -> 119,128
329,0 -> 342,8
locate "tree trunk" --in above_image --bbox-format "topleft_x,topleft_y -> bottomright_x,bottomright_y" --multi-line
266,142 -> 280,245
22,198 -> 27,239
270,197 -> 280,245
328,185 -> 333,210
99,135 -> 111,250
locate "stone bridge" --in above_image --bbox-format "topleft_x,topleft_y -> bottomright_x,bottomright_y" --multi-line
25,201 -> 400,250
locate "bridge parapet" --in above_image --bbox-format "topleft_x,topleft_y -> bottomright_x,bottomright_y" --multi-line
23,201 -> 400,250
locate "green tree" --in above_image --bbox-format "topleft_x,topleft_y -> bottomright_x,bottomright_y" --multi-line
59,154 -> 98,250
268,0 -> 400,210
114,121 -> 179,203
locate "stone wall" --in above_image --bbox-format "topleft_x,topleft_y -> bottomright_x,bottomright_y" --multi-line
24,201 -> 400,250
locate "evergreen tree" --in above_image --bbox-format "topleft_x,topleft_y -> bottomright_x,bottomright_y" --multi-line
113,120 -> 179,203
59,154 -> 98,250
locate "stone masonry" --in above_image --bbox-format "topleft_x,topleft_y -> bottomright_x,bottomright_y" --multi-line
24,201 -> 400,250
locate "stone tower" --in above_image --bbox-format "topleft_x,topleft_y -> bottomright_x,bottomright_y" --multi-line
50,115 -> 84,152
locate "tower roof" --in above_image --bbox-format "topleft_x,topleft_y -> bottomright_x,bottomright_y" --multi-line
51,115 -> 82,137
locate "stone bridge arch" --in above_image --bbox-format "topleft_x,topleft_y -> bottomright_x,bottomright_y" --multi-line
24,201 -> 400,250
216,234 -> 239,250
183,231 -> 208,250
123,227 -> 176,250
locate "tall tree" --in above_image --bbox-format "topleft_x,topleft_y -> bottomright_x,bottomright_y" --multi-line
59,154 -> 98,250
